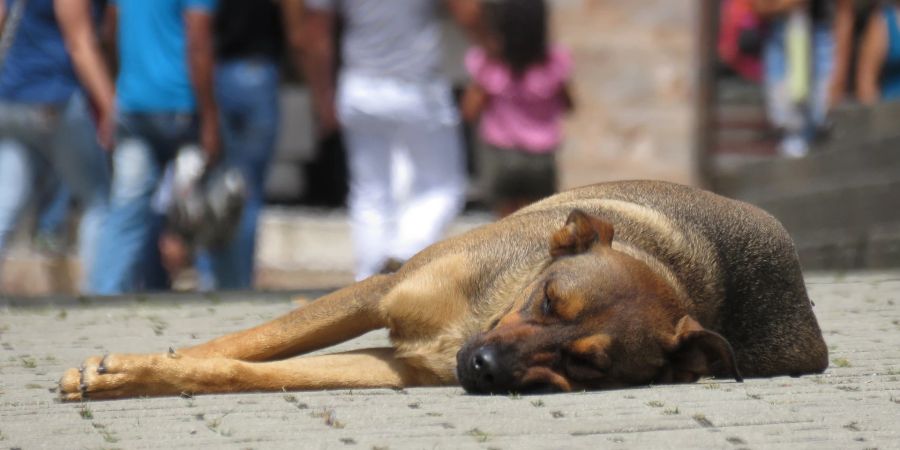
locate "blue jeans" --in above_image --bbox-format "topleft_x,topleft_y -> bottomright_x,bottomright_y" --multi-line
91,112 -> 198,295
0,94 -> 109,289
37,181 -> 71,237
763,18 -> 834,155
197,59 -> 279,290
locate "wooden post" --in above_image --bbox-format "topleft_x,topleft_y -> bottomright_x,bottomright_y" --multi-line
694,0 -> 720,190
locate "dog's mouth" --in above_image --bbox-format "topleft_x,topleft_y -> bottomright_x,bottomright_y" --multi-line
518,366 -> 573,393
458,365 -> 571,395
456,342 -> 573,395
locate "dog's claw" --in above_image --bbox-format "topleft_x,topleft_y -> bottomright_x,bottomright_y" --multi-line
97,355 -> 108,374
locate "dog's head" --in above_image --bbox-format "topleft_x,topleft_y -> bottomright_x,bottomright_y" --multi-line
456,209 -> 741,394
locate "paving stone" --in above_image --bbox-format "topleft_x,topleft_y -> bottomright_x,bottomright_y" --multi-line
0,271 -> 898,449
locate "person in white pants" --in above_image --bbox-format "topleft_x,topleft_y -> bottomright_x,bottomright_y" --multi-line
338,73 -> 465,279
302,0 -> 479,280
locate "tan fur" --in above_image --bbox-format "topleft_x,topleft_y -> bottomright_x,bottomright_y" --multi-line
59,181 -> 827,401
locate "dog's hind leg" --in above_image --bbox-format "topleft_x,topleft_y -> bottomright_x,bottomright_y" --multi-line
179,274 -> 398,361
60,347 -> 446,401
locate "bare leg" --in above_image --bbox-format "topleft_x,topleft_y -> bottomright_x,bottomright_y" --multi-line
59,348 -> 446,401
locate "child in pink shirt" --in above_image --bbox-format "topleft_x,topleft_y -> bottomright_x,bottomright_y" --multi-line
462,0 -> 574,217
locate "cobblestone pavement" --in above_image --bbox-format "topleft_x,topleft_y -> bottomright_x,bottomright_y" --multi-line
1,271 -> 898,449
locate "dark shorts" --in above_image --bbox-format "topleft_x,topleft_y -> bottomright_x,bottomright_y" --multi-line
479,142 -> 558,205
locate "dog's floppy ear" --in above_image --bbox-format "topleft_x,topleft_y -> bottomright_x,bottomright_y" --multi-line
549,209 -> 615,258
663,316 -> 743,383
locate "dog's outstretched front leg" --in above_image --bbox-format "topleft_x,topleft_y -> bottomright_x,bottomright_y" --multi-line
59,274 -> 398,401
59,347 -> 445,401
180,274 -> 397,361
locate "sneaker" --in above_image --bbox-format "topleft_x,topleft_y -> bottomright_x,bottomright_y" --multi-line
779,135 -> 809,159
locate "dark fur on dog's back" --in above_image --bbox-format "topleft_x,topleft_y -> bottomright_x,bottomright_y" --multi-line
59,181 -> 827,400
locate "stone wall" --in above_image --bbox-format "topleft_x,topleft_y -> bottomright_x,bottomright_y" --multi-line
552,0 -> 701,189
715,101 -> 900,270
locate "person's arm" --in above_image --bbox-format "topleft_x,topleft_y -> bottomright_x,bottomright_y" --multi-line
0,2 -> 7,35
828,0 -> 854,107
445,0 -> 486,44
856,11 -> 888,105
184,7 -> 219,160
751,0 -> 808,18
300,7 -> 338,136
55,0 -> 116,149
100,3 -> 117,71
460,83 -> 486,123
561,83 -> 575,113
281,0 -> 305,61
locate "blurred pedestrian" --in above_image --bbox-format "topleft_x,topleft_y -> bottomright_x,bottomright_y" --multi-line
718,0 -> 765,83
0,0 -> 113,291
192,0 -> 299,290
752,0 -> 836,158
462,0 -> 574,218
855,0 -> 900,103
303,0 -> 479,280
90,0 -> 219,294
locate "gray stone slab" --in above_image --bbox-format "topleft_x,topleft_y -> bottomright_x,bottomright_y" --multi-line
1,272 -> 899,449
714,137 -> 900,205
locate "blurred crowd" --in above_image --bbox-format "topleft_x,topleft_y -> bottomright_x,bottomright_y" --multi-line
0,0 -> 574,294
718,0 -> 900,158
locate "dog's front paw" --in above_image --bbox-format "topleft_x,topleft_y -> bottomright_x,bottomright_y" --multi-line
58,353 -> 174,401
59,355 -> 102,401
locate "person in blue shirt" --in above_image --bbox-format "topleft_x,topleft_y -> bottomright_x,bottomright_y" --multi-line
90,0 -> 220,294
0,0 -> 114,292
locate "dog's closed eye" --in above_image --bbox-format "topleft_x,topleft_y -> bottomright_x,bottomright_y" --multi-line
541,295 -> 553,316
540,281 -> 558,317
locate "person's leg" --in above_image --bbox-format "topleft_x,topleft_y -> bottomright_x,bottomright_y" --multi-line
763,19 -> 807,157
90,122 -> 162,295
139,211 -> 172,291
50,93 -> 110,286
133,113 -> 201,293
393,120 -> 466,262
36,181 -> 70,239
205,59 -> 280,290
344,125 -> 396,280
0,139 -> 36,255
336,73 -> 400,280
809,22 -> 835,134
33,180 -> 71,255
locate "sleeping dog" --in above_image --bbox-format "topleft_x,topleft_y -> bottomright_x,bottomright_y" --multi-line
60,180 -> 828,400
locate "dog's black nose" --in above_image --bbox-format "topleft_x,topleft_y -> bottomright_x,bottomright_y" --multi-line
465,345 -> 513,393
471,346 -> 497,376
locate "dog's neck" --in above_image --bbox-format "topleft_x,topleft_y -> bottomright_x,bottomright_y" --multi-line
611,240 -> 692,312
